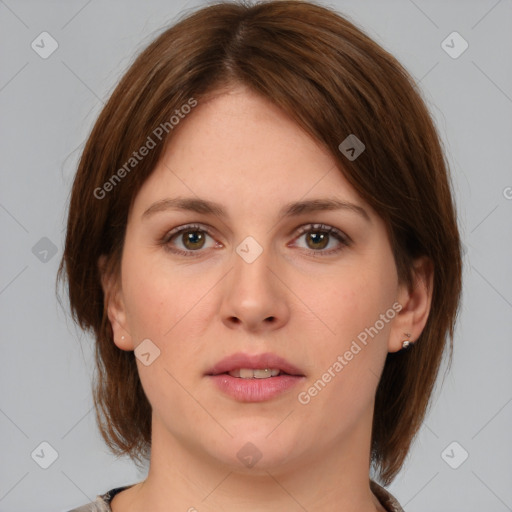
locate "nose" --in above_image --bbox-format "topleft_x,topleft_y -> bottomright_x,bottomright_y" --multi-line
219,245 -> 291,333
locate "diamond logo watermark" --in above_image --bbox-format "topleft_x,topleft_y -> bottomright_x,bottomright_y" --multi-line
441,441 -> 469,469
236,236 -> 263,264
441,31 -> 468,59
236,442 -> 263,468
32,237 -> 58,263
31,441 -> 59,469
31,32 -> 59,59
338,134 -> 365,161
135,338 -> 161,366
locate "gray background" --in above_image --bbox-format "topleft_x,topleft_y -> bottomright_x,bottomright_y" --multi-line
1,0 -> 511,510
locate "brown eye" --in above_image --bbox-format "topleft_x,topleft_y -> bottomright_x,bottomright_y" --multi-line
162,224 -> 220,256
305,231 -> 329,250
181,229 -> 206,250
292,223 -> 350,255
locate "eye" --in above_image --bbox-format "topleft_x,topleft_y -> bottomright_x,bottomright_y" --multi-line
161,224 -> 220,255
291,223 -> 350,255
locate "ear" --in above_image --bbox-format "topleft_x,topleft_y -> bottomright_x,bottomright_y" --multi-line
388,256 -> 434,353
98,254 -> 134,351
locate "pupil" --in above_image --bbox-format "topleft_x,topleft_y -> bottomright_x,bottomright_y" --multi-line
184,231 -> 204,249
308,232 -> 328,250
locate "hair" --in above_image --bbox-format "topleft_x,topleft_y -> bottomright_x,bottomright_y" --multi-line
58,0 -> 462,485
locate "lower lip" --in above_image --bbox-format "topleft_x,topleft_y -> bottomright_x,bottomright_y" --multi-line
208,374 -> 304,402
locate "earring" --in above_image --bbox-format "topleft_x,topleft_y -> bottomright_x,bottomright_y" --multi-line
402,333 -> 412,349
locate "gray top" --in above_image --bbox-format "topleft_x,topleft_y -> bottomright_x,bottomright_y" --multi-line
67,480 -> 404,511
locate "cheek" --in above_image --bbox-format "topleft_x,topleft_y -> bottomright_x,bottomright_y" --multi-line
301,258 -> 397,347
296,249 -> 398,392
120,248 -> 218,363
119,243 -> 176,354
123,270 -> 168,342
119,252 -> 211,420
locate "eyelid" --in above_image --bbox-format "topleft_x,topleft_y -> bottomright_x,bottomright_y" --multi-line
161,223 -> 216,243
289,223 -> 351,255
293,223 -> 351,243
160,223 -> 221,257
160,222 -> 351,257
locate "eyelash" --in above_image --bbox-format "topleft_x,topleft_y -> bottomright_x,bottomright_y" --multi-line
292,223 -> 351,256
160,223 -> 351,257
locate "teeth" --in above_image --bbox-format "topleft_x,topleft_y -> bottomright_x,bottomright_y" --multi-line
228,368 -> 281,379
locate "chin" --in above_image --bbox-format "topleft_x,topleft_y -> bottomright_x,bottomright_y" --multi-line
213,427 -> 301,473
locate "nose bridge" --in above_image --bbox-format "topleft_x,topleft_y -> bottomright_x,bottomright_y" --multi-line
219,239 -> 290,331
232,243 -> 274,295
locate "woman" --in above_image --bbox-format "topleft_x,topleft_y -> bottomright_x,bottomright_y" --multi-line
59,1 -> 462,510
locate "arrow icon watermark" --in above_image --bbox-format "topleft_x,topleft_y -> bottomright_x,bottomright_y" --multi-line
338,134 -> 365,161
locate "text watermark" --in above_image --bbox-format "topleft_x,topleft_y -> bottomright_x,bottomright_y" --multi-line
298,301 -> 402,405
94,97 -> 197,199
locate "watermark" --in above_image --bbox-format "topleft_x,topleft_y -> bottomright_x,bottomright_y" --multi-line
297,301 -> 402,405
31,31 -> 59,59
32,236 -> 58,263
441,441 -> 469,469
93,97 -> 198,200
237,442 -> 263,468
31,441 -> 59,469
441,31 -> 469,59
134,338 -> 161,366
236,236 -> 263,263
338,134 -> 365,161
503,186 -> 512,200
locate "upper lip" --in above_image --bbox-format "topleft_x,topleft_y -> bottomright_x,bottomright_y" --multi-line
206,352 -> 305,376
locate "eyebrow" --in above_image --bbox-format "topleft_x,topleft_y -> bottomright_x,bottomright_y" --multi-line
142,196 -> 370,222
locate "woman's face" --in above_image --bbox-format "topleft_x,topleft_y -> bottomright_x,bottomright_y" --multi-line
107,85 -> 414,473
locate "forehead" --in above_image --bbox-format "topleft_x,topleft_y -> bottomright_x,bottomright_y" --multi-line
130,86 -> 367,219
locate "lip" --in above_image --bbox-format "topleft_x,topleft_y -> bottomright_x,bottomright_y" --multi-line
205,352 -> 305,377
205,352 -> 305,403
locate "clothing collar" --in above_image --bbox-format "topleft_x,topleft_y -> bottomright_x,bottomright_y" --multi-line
80,480 -> 404,512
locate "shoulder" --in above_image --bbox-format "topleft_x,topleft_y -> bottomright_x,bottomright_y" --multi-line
66,498 -> 110,512
370,480 -> 405,512
65,485 -> 135,512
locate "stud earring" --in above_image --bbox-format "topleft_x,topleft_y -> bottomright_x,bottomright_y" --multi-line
402,333 -> 412,349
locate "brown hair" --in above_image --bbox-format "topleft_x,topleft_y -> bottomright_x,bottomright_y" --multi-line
58,0 -> 462,485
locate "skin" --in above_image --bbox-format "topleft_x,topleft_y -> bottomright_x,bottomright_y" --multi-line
101,84 -> 433,512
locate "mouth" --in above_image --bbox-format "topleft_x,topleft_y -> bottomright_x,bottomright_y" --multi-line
225,368 -> 283,379
206,352 -> 305,378
205,352 -> 305,402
